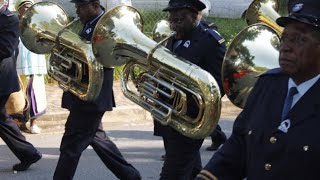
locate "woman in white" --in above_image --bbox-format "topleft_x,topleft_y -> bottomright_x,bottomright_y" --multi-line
15,0 -> 47,134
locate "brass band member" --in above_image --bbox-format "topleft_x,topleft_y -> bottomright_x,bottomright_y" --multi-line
0,0 -> 41,171
154,0 -> 226,179
196,0 -> 320,179
53,0 -> 141,179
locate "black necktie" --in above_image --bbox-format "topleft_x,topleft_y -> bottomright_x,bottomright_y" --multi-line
281,87 -> 298,121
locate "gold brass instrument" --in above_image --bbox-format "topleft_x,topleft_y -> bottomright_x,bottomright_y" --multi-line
152,20 -> 171,43
222,0 -> 282,108
92,6 -> 221,139
19,2 -> 104,101
246,0 -> 283,33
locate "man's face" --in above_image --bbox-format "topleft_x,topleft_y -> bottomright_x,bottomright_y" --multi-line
168,8 -> 198,39
279,21 -> 320,84
75,2 -> 97,24
18,3 -> 32,19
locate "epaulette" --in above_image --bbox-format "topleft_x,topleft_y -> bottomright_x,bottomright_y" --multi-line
258,68 -> 283,77
206,28 -> 225,45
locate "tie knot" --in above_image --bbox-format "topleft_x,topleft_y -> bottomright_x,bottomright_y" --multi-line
288,87 -> 298,97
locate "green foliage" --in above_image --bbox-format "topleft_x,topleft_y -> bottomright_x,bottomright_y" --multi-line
140,10 -> 168,37
206,17 -> 247,47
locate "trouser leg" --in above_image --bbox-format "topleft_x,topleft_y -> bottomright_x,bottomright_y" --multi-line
53,110 -> 102,180
160,128 -> 204,180
210,124 -> 226,142
0,95 -> 37,162
91,124 -> 141,180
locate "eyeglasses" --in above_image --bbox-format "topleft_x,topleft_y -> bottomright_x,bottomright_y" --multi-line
280,32 -> 320,48
168,17 -> 184,24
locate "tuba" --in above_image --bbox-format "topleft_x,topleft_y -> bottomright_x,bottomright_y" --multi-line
222,0 -> 282,108
92,6 -> 221,139
19,2 -> 104,101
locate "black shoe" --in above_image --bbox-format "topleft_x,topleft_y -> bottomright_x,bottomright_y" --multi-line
13,151 -> 42,171
161,154 -> 166,161
126,168 -> 142,180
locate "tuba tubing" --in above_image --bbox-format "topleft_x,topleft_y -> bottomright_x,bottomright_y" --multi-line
92,5 -> 221,139
19,2 -> 104,101
245,0 -> 283,33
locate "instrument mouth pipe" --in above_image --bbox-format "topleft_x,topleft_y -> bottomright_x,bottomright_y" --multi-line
57,17 -> 80,44
147,31 -> 176,65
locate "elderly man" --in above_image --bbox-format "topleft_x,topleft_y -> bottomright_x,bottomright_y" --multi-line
196,0 -> 320,179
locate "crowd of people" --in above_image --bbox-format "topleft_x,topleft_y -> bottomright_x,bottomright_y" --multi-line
1,0 -> 320,179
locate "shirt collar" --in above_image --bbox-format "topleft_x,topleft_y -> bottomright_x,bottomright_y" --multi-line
87,10 -> 104,26
288,74 -> 320,96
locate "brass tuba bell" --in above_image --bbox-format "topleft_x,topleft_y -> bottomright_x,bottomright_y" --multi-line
222,0 -> 282,108
92,6 -> 221,139
19,2 -> 104,101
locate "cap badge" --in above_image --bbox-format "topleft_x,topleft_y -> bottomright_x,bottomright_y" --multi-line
292,3 -> 304,13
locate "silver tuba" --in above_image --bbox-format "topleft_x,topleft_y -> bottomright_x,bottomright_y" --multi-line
222,0 -> 282,108
19,2 -> 104,101
92,6 -> 221,139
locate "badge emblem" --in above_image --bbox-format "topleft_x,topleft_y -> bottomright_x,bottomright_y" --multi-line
183,40 -> 190,48
86,28 -> 92,34
292,3 -> 303,13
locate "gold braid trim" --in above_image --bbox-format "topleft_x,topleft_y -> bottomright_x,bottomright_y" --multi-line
196,174 -> 211,180
199,170 -> 218,180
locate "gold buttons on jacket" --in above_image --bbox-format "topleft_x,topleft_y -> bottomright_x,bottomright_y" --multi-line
265,163 -> 272,171
269,137 -> 277,144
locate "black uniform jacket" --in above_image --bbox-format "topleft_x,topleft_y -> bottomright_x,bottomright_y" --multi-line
154,23 -> 226,136
61,11 -> 115,112
204,68 -> 320,180
0,8 -> 20,96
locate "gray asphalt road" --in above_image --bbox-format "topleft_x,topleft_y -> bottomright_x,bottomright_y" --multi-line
0,118 -> 235,180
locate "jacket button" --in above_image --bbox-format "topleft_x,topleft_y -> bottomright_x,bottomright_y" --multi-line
248,130 -> 252,135
270,137 -> 277,144
265,163 -> 272,170
303,146 -> 309,151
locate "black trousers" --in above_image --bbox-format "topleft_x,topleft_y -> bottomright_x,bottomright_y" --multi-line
53,110 -> 140,180
0,95 -> 38,162
209,124 -> 226,143
160,127 -> 204,180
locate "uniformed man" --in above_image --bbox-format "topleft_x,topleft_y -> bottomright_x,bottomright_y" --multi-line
196,0 -> 320,179
153,0 -> 226,179
53,0 -> 141,179
0,0 -> 41,171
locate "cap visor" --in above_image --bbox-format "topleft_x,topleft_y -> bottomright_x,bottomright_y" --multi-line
276,17 -> 292,27
278,16 -> 317,28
